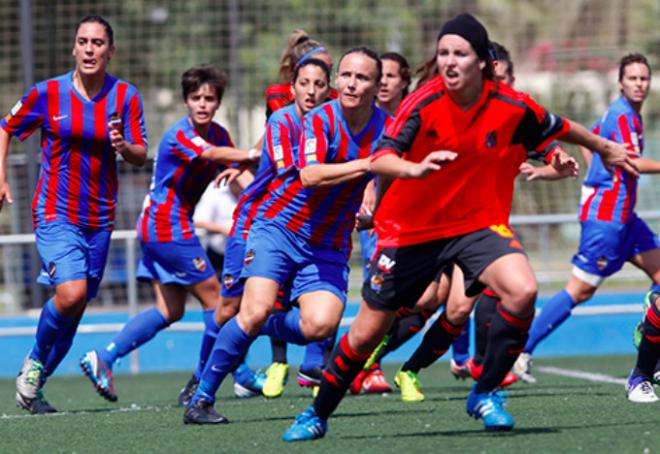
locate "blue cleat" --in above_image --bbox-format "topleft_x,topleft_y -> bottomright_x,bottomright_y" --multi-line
233,362 -> 266,398
80,350 -> 117,402
282,406 -> 327,442
466,385 -> 514,431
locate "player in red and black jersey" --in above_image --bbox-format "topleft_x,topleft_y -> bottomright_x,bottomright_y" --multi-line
284,13 -> 637,440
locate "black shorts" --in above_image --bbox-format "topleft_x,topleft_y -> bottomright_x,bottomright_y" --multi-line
362,225 -> 525,312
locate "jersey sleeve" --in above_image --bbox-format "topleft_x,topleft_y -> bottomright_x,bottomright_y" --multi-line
511,95 -> 570,152
526,140 -> 562,164
122,90 -> 148,148
298,111 -> 331,169
172,129 -> 213,163
264,117 -> 293,171
372,100 -> 424,162
0,85 -> 44,141
612,112 -> 642,154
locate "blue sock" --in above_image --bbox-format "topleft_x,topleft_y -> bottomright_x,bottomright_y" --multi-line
524,289 -> 576,354
301,337 -> 331,371
31,299 -> 73,364
259,309 -> 307,345
194,317 -> 255,403
44,312 -> 82,377
194,309 -> 220,380
649,283 -> 660,295
452,321 -> 471,365
98,307 -> 169,368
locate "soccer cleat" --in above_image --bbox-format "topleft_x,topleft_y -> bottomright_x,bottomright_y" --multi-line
178,375 -> 200,407
297,367 -> 323,388
362,365 -> 393,394
183,398 -> 229,424
282,406 -> 328,442
233,365 -> 266,398
468,358 -> 518,387
16,356 -> 45,405
263,362 -> 288,398
80,350 -> 118,402
349,369 -> 368,395
654,360 -> 660,385
450,358 -> 471,380
626,373 -> 659,403
394,369 -> 424,402
466,385 -> 514,431
16,388 -> 57,415
512,352 -> 536,384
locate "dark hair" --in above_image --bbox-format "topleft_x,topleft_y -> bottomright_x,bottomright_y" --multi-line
619,53 -> 651,81
293,58 -> 331,84
380,52 -> 411,97
338,47 -> 383,83
279,30 -> 327,83
413,55 -> 439,91
181,65 -> 227,101
490,41 -> 514,80
76,15 -> 114,45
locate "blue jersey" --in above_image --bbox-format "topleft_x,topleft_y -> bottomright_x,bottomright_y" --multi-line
256,100 -> 389,253
580,96 -> 642,224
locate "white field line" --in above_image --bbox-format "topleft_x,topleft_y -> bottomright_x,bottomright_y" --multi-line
536,366 -> 627,385
0,403 -> 172,420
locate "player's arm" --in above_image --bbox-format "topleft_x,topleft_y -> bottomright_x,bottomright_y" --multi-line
112,135 -> 147,166
0,128 -> 14,210
370,150 -> 456,179
635,158 -> 660,174
300,158 -> 371,188
578,145 -> 593,168
200,146 -> 259,165
193,219 -> 231,236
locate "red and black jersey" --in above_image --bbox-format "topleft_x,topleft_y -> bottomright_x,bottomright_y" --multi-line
373,76 -> 570,248
264,83 -> 338,120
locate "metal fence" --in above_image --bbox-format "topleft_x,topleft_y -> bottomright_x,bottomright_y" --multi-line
1,0 -> 660,309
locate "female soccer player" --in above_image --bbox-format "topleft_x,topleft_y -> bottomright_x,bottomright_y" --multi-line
183,47 -> 388,425
283,13 -> 637,440
0,16 -> 148,414
80,65 -> 258,402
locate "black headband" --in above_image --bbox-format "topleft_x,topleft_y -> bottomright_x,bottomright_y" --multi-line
437,13 -> 490,61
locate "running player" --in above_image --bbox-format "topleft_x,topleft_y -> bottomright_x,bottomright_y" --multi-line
1,16 -> 148,414
79,65 -> 258,402
283,13 -> 637,440
514,54 -> 660,402
183,47 -> 388,425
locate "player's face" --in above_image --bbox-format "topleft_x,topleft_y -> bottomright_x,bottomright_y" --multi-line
378,59 -> 408,106
493,60 -> 515,87
619,62 -> 651,105
436,34 -> 485,93
185,83 -> 220,129
72,22 -> 115,77
336,52 -> 380,110
293,65 -> 330,115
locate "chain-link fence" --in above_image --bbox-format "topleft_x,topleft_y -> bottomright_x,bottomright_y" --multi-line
1,0 -> 660,309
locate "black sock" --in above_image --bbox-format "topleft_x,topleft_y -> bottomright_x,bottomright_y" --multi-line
270,301 -> 289,364
476,304 -> 533,393
323,331 -> 338,365
633,299 -> 660,379
473,291 -> 499,366
373,312 -> 427,364
313,334 -> 371,420
401,312 -> 464,374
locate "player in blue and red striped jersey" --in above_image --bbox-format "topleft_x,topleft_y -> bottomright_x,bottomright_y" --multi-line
176,57 -> 334,405
79,65 -> 258,403
0,16 -> 148,415
515,54 -> 660,400
183,47 -> 388,425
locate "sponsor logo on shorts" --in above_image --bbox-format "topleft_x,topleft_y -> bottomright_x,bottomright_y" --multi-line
48,262 -> 56,278
223,274 -> 235,289
485,130 -> 497,148
376,254 -> 396,273
175,272 -> 187,277
193,257 -> 207,272
244,249 -> 256,266
596,257 -> 608,270
509,239 -> 523,249
370,272 -> 384,293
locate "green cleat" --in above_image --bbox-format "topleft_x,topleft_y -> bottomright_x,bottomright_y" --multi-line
394,369 -> 425,402
263,362 -> 288,398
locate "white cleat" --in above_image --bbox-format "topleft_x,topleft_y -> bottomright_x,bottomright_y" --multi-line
512,352 -> 537,384
626,375 -> 659,403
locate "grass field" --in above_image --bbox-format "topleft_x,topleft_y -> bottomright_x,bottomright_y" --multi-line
1,356 -> 658,453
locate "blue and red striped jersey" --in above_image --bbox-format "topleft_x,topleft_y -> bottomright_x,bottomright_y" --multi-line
257,99 -> 389,253
580,96 -> 641,223
0,71 -> 147,229
138,117 -> 233,242
231,104 -> 302,239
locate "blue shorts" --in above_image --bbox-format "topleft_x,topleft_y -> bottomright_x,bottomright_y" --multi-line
35,220 -> 112,300
572,214 -> 660,279
241,218 -> 350,304
221,235 -> 247,298
137,237 -> 216,286
359,229 -> 378,282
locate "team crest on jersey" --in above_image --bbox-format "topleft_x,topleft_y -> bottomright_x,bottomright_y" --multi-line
485,131 -> 497,148
304,138 -> 317,158
193,257 -> 207,272
273,144 -> 285,169
9,100 -> 23,117
596,257 -> 608,271
630,132 -> 641,153
370,272 -> 385,292
48,262 -> 56,278
244,249 -> 256,266
223,274 -> 235,289
191,136 -> 208,148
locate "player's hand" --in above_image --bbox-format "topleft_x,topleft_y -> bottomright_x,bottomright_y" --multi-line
406,151 -> 457,178
519,162 -> 544,181
0,180 -> 13,212
601,140 -> 639,178
109,124 -> 128,156
355,212 -> 374,231
549,151 -> 579,178
215,165 -> 246,187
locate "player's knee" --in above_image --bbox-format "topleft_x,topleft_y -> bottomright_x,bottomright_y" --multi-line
55,284 -> 87,313
300,316 -> 336,340
445,304 -> 471,325
239,300 -> 272,330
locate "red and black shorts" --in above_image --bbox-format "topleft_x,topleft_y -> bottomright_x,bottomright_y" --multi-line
362,225 -> 525,312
